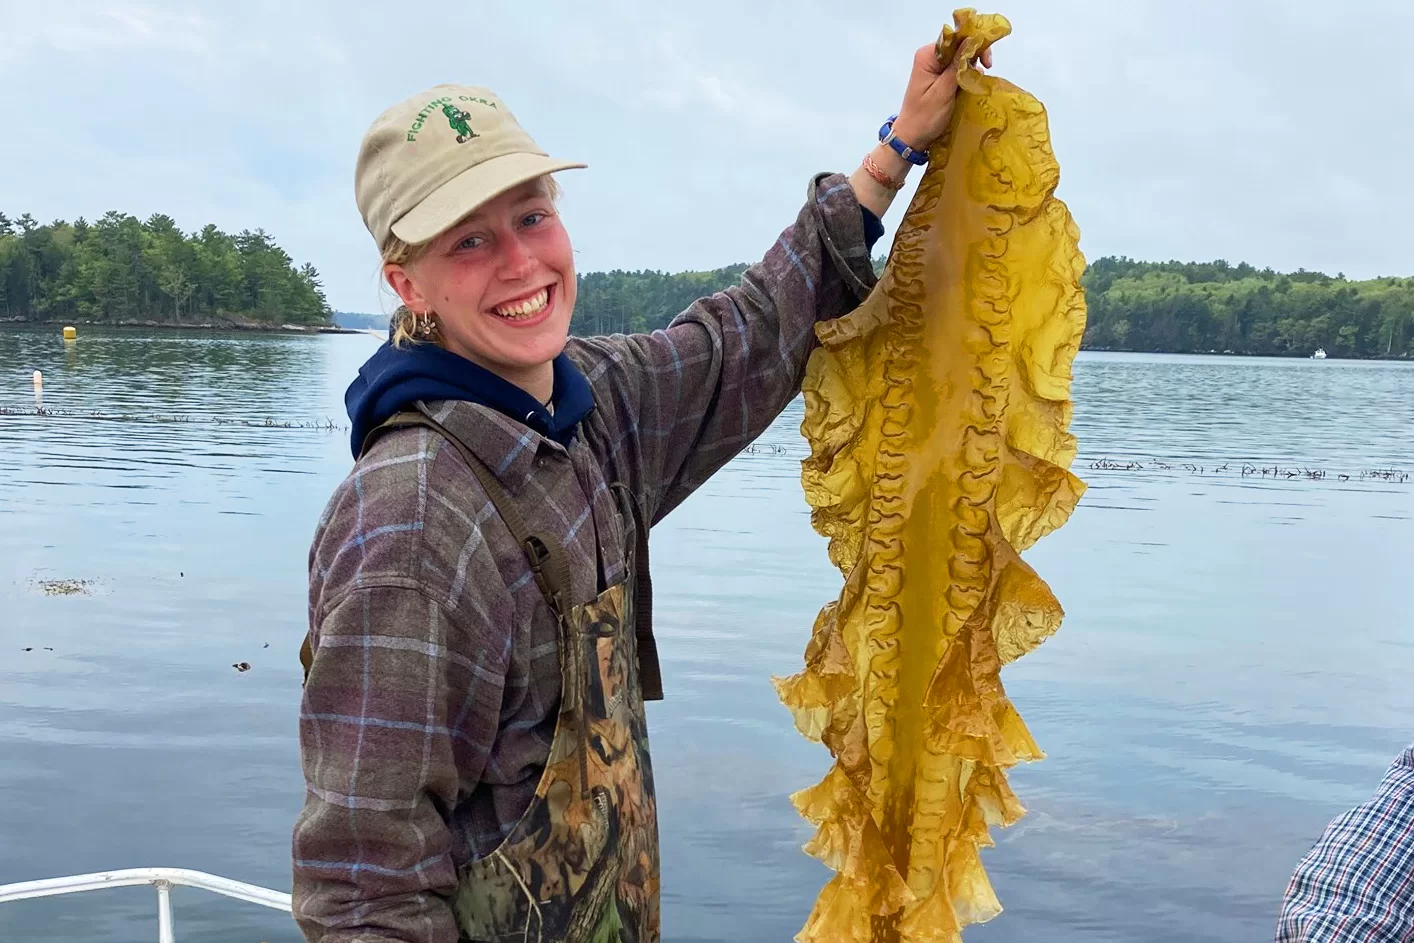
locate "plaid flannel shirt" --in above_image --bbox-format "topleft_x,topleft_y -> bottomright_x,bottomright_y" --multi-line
1275,742 -> 1414,942
292,172 -> 877,943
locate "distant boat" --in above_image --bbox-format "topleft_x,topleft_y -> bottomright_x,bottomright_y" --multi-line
1311,348 -> 1327,359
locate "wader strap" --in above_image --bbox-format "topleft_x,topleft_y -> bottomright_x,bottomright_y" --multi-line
610,482 -> 661,702
299,405 -> 575,684
399,404 -> 574,620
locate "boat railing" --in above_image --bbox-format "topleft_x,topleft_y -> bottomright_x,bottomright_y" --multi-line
0,867 -> 291,943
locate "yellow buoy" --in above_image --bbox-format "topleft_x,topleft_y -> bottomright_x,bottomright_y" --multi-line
62,326 -> 77,340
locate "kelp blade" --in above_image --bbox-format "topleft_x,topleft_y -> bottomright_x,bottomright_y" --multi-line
774,9 -> 1087,942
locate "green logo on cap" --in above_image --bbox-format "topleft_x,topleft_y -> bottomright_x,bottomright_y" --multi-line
442,104 -> 477,143
405,94 -> 498,143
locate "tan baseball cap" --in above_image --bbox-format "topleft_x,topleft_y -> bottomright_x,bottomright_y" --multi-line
355,84 -> 586,251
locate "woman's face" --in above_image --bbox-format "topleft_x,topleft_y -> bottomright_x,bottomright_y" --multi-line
386,177 -> 576,389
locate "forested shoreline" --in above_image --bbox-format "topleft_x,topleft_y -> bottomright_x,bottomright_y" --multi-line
0,212 -> 330,327
569,256 -> 1414,359
1080,257 -> 1414,358
6,207 -> 1411,359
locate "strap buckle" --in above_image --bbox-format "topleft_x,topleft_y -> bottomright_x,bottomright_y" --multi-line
878,114 -> 929,166
523,536 -> 566,619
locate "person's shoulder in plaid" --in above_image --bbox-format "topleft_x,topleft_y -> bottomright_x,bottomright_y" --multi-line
1275,741 -> 1414,942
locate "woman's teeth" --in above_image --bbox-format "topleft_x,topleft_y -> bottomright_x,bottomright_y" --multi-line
493,288 -> 549,320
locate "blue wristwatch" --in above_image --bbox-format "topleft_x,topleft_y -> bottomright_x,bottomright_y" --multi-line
878,114 -> 928,166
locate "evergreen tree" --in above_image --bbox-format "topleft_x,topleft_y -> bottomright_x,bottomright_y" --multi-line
0,211 -> 330,325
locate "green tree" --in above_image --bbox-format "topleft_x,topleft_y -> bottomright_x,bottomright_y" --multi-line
565,255 -> 1414,359
0,210 -> 330,326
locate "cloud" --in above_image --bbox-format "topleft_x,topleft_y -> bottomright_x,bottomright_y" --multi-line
2,0 -> 1411,312
0,1 -> 214,60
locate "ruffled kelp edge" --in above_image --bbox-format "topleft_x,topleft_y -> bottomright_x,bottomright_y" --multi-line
773,9 -> 1088,942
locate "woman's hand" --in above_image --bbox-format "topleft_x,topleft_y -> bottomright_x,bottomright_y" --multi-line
848,37 -> 994,222
890,42 -> 993,154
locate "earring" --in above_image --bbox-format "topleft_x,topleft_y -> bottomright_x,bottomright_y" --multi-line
414,309 -> 438,340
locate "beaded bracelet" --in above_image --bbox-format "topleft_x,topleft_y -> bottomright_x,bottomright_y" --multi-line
862,152 -> 905,191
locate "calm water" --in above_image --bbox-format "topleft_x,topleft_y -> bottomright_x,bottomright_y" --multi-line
1,326 -> 1411,943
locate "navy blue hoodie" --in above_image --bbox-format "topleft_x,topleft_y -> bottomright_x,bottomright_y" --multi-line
344,341 -> 595,458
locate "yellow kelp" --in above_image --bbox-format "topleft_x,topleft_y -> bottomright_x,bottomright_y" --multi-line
773,10 -> 1087,942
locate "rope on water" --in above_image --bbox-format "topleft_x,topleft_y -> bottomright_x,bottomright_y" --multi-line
0,405 -> 347,431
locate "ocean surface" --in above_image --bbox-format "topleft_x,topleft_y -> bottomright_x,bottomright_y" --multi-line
1,326 -> 1411,943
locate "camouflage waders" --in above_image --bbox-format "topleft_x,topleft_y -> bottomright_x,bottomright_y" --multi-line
331,405 -> 662,943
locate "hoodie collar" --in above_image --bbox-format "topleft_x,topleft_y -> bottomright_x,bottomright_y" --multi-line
344,340 -> 596,461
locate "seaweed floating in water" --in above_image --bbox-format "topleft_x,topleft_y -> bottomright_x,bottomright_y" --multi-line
1082,459 -> 1411,484
774,10 -> 1086,941
29,577 -> 96,597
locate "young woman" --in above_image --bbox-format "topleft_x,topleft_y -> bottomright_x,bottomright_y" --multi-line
293,39 -> 991,943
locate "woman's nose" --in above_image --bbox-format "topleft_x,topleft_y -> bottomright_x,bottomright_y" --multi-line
498,233 -> 536,280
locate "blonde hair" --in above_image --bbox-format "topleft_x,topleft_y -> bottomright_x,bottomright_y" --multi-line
382,175 -> 563,348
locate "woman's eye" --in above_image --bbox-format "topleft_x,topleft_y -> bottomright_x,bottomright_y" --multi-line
522,212 -> 546,227
457,235 -> 483,250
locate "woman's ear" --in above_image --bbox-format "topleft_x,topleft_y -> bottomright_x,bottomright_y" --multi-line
384,263 -> 427,312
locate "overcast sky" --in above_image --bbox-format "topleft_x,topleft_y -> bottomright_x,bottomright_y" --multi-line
3,0 -> 1411,313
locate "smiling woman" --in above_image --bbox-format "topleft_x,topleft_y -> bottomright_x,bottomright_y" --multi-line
382,176 -> 571,399
295,55 -> 983,943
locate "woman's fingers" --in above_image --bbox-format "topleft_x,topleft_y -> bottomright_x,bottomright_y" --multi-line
917,42 -> 946,76
980,47 -> 993,69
